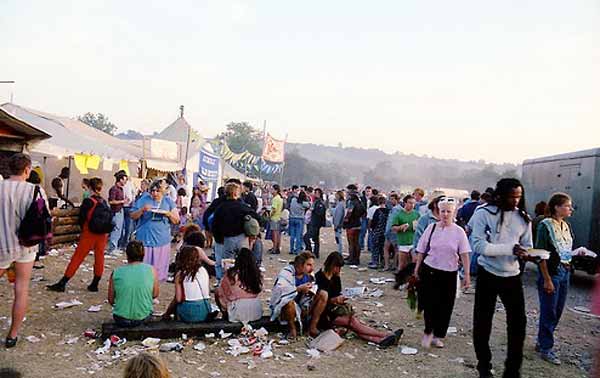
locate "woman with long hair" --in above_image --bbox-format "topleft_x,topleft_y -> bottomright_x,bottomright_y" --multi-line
310,252 -> 402,346
215,248 -> 263,323
470,178 -> 533,378
535,193 -> 575,365
170,246 -> 213,323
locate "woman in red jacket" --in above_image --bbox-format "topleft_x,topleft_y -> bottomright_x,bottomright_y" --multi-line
47,177 -> 112,292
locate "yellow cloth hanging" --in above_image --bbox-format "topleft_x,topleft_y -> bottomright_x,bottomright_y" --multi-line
74,154 -> 89,174
86,155 -> 101,170
119,160 -> 130,176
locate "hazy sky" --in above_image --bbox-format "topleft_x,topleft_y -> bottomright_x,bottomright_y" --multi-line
1,1 -> 599,164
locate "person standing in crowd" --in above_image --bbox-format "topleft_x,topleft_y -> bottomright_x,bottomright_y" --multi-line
414,198 -> 471,348
47,177 -> 112,293
212,182 -> 261,261
412,195 -> 445,256
130,179 -> 179,282
359,186 -> 373,251
344,184 -> 366,265
119,174 -> 137,250
26,171 -> 47,267
108,170 -> 129,255
289,190 -> 309,255
531,201 -> 548,244
535,193 -> 576,365
304,188 -> 326,258
135,179 -> 150,202
469,178 -> 533,378
270,252 -> 318,338
81,178 -> 91,200
413,188 -> 428,216
392,195 -> 420,272
269,184 -> 284,254
0,154 -> 50,348
366,194 -> 380,255
369,196 -> 390,269
310,252 -> 403,345
457,190 -> 481,228
332,190 -> 346,255
215,248 -> 263,323
382,193 -> 401,271
242,181 -> 258,211
189,185 -> 206,227
50,166 -> 74,209
108,241 -> 159,327
286,185 -> 300,209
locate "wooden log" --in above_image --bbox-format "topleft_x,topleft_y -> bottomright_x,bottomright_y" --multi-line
51,208 -> 80,217
53,225 -> 81,235
54,216 -> 79,226
48,234 -> 79,246
101,316 -> 290,340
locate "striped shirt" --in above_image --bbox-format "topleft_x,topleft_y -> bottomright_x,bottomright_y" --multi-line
0,180 -> 47,257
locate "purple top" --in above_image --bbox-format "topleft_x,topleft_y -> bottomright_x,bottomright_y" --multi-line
416,222 -> 470,272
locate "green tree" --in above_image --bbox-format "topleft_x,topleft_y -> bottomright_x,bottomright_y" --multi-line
78,112 -> 118,135
217,122 -> 263,156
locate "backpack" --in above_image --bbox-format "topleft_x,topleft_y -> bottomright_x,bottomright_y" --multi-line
87,197 -> 115,234
18,185 -> 53,246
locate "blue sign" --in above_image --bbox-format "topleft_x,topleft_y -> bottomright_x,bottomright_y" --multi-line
199,149 -> 219,182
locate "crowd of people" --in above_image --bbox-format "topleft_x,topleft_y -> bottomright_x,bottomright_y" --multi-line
1,152 -> 599,378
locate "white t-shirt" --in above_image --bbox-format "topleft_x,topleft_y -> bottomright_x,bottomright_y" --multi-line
367,205 -> 379,220
182,267 -> 210,301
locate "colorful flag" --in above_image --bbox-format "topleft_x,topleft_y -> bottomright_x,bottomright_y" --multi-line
262,133 -> 285,163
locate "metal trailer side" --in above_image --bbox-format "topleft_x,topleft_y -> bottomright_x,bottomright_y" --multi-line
522,148 -> 600,274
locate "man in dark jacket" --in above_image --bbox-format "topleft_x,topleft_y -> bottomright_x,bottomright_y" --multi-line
242,181 -> 258,211
344,184 -> 366,265
303,188 -> 326,258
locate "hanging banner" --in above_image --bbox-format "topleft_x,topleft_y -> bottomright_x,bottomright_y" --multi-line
198,149 -> 220,182
262,133 -> 285,163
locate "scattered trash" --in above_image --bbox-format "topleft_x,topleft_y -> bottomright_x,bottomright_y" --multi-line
344,352 -> 355,359
283,352 -> 295,359
83,329 -> 97,339
254,327 -> 268,338
182,333 -> 188,340
369,277 -> 387,285
449,357 -> 465,364
205,333 -> 215,338
193,342 -> 207,351
159,342 -> 184,352
219,330 -> 232,339
87,305 -> 102,312
48,249 -> 59,257
368,289 -> 384,298
428,353 -> 439,358
65,336 -> 79,345
447,327 -> 457,334
569,307 -> 600,318
26,335 -> 41,343
309,329 -> 345,352
400,346 -> 418,355
54,299 -> 83,310
277,259 -> 288,263
574,306 -> 591,313
110,335 -> 126,347
356,281 -> 364,285
357,267 -> 367,272
348,265 -> 358,269
306,348 -> 321,358
142,338 -> 161,348
95,339 -> 112,355
342,287 -> 366,298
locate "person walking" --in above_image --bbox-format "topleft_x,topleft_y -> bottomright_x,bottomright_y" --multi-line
269,184 -> 284,254
303,188 -> 326,258
332,190 -> 346,255
47,177 -> 113,292
343,185 -> 366,265
289,190 -> 309,255
413,198 -> 471,349
391,195 -> 420,272
0,154 -> 50,348
368,196 -> 390,269
108,170 -> 129,255
469,178 -> 533,378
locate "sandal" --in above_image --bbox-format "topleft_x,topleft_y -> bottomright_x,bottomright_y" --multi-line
377,334 -> 397,348
5,336 -> 18,348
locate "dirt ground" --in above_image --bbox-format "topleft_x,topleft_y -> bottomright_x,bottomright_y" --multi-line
1,228 -> 598,378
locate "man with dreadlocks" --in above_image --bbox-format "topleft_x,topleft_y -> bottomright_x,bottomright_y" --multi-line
468,178 -> 533,378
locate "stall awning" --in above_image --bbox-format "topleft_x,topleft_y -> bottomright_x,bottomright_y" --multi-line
145,158 -> 183,172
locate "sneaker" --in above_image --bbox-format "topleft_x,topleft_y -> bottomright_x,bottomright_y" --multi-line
540,351 -> 561,365
421,333 -> 433,349
367,263 -> 379,270
46,282 -> 66,292
431,337 -> 445,348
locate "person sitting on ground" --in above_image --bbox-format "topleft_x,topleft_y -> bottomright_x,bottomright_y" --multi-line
123,352 -> 170,378
215,248 -> 263,323
310,252 -> 403,346
164,246 -> 214,323
270,252 -> 317,338
47,177 -> 112,293
108,241 -> 159,327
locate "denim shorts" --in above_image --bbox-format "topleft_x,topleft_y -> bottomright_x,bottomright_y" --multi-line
177,299 -> 211,323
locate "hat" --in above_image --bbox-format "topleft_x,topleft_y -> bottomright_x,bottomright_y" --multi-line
243,215 -> 260,237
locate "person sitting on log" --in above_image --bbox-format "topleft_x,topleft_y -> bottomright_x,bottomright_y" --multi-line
215,248 -> 263,323
108,241 -> 159,327
47,177 -> 113,292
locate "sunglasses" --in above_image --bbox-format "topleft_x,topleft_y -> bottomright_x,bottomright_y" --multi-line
438,197 -> 457,204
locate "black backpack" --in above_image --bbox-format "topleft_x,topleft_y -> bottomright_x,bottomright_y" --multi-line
87,197 -> 115,234
18,185 -> 53,246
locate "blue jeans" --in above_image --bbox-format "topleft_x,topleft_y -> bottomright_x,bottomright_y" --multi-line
335,228 -> 344,254
289,218 -> 304,254
214,243 -> 224,281
359,217 -> 367,250
537,264 -> 570,353
177,299 -> 210,323
118,207 -> 133,249
109,209 -> 124,252
470,252 -> 480,276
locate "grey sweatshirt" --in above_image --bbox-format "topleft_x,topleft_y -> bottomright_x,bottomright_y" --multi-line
468,205 -> 533,277
333,201 -> 345,230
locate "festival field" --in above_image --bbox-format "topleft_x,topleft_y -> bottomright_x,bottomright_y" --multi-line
0,229 -> 595,378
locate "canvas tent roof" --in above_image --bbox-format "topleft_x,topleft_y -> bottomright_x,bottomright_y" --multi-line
156,116 -> 204,147
0,103 -> 138,160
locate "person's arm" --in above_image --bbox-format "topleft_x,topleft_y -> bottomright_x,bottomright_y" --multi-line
520,218 -> 534,250
78,198 -> 93,226
470,211 -> 514,257
197,247 -> 215,266
152,267 -> 160,299
174,272 -> 184,302
413,252 -> 424,278
107,272 -> 115,305
167,207 -> 180,225
459,252 -> 471,289
539,260 -> 554,294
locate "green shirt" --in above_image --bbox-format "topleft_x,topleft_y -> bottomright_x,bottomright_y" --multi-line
271,195 -> 284,221
112,263 -> 154,320
391,209 -> 420,246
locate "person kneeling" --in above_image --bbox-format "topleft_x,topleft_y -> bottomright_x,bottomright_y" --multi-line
108,241 -> 159,327
215,248 -> 263,323
270,252 -> 317,338
311,252 -> 402,347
